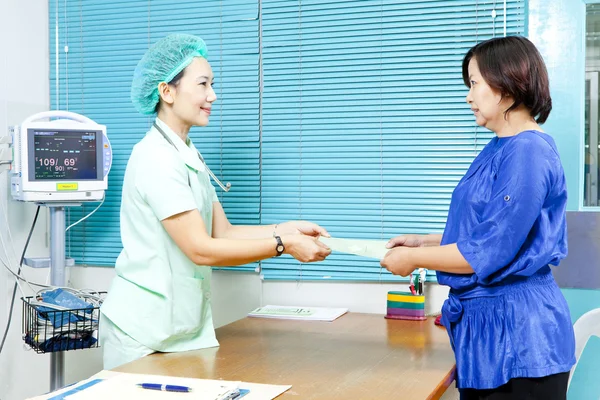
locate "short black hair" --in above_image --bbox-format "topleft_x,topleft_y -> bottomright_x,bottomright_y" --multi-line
462,36 -> 552,124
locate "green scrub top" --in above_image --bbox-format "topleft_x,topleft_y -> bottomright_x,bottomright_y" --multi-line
101,118 -> 219,352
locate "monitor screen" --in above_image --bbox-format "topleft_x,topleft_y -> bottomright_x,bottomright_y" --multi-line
29,129 -> 100,180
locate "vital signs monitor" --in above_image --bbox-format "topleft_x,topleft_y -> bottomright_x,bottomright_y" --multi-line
10,111 -> 112,202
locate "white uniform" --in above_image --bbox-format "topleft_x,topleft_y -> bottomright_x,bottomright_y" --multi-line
100,118 -> 219,369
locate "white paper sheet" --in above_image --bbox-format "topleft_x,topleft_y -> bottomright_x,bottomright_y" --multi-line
248,305 -> 348,321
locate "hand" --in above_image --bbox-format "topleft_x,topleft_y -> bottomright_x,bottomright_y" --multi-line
277,221 -> 330,238
282,235 -> 331,263
385,234 -> 439,249
380,247 -> 418,277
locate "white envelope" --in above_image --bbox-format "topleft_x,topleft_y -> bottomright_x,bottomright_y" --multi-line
319,236 -> 390,260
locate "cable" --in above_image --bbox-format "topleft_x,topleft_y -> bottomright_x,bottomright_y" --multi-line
0,260 -> 49,289
0,259 -> 27,298
0,206 -> 41,356
0,191 -> 23,276
0,205 -> 46,294
65,195 -> 104,232
0,196 -> 48,292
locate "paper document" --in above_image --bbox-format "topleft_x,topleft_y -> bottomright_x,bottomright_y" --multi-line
249,305 -> 348,321
319,236 -> 390,260
28,371 -> 291,400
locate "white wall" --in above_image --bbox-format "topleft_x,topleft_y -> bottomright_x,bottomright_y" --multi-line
0,0 -> 52,399
262,280 -> 448,316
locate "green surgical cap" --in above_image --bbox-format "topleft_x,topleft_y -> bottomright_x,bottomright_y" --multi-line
131,33 -> 208,115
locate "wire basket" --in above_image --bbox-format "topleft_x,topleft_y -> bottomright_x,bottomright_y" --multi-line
22,292 -> 105,354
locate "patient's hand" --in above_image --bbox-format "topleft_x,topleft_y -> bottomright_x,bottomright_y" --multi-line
385,234 -> 442,249
381,247 -> 417,277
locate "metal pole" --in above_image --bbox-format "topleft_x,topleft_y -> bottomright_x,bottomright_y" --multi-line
49,206 -> 65,391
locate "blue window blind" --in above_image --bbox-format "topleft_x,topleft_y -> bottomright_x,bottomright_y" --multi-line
260,0 -> 526,281
49,0 -> 260,270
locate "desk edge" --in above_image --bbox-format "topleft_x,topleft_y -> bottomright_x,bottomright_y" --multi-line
427,365 -> 456,400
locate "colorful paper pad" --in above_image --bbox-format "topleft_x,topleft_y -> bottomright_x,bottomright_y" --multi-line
385,291 -> 426,321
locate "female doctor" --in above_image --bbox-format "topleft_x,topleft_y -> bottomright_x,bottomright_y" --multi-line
100,34 -> 332,369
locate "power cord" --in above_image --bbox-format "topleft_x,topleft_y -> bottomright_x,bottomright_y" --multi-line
0,206 -> 41,356
65,195 -> 105,232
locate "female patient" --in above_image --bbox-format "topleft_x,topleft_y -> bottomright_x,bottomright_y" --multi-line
381,36 -> 575,400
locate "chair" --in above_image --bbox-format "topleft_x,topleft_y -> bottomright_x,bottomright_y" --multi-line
568,307 -> 600,390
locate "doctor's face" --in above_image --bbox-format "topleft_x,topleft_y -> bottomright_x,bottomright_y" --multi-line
170,57 -> 217,127
465,58 -> 512,133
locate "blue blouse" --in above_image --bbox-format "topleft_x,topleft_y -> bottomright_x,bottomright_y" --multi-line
438,131 -> 575,389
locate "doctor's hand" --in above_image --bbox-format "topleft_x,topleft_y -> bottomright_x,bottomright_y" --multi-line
282,235 -> 331,263
385,234 -> 441,249
380,247 -> 417,277
277,221 -> 330,238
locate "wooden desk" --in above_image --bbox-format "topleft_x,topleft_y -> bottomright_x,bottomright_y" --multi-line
115,313 -> 456,399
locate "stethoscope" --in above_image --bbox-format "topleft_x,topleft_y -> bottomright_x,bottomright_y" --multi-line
153,122 -> 231,192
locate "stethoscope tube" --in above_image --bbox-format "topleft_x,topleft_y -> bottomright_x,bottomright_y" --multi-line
153,122 -> 231,192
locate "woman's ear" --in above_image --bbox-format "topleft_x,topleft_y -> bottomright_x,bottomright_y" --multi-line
158,82 -> 175,106
498,91 -> 514,108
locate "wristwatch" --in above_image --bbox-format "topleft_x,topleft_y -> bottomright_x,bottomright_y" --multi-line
274,235 -> 285,257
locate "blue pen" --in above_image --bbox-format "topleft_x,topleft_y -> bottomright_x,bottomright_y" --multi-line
136,383 -> 192,393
